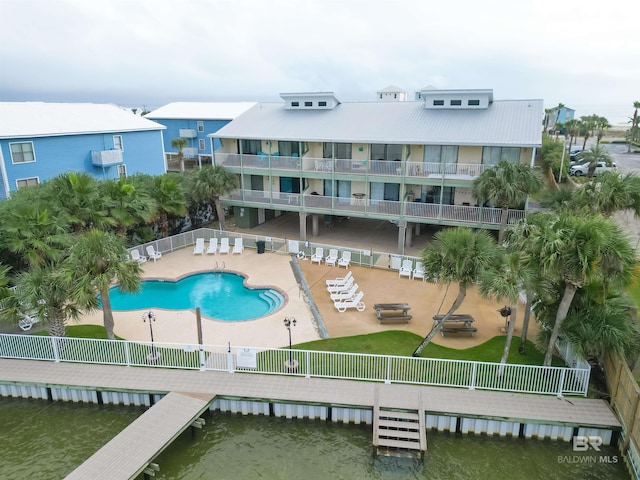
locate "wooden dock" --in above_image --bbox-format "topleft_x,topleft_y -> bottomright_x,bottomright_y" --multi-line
0,358 -> 624,475
65,391 -> 214,479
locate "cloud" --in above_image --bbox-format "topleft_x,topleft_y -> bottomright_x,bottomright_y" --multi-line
1,0 -> 637,124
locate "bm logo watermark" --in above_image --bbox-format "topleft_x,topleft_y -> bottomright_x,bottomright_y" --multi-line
572,435 -> 602,452
558,436 -> 618,464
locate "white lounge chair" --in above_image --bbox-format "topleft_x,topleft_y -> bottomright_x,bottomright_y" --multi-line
206,238 -> 218,255
18,313 -> 40,331
146,245 -> 162,262
326,276 -> 354,294
131,249 -> 147,264
330,283 -> 359,301
219,238 -> 230,254
193,238 -> 205,255
325,248 -> 338,266
334,291 -> 365,312
399,259 -> 413,278
325,270 -> 353,288
310,247 -> 324,265
412,261 -> 426,281
232,237 -> 244,254
338,251 -> 351,269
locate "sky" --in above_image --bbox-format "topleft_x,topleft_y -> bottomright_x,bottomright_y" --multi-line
1,0 -> 638,125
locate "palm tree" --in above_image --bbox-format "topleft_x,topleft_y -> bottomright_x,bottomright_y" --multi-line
44,172 -> 114,233
595,116 -> 611,144
149,174 -> 187,238
543,108 -> 554,132
503,218 -> 555,354
412,228 -> 500,356
578,116 -> 596,150
526,213 -> 636,365
171,137 -> 189,172
579,144 -> 613,178
554,289 -> 640,365
571,172 -> 640,217
99,177 -> 155,237
471,160 -> 544,244
628,101 -> 640,153
188,165 -> 238,231
564,119 -> 580,148
65,229 -> 143,339
479,250 -> 532,368
1,202 -> 70,268
555,103 -> 565,129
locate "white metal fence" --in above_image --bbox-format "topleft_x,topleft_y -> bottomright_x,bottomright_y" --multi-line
0,334 -> 590,396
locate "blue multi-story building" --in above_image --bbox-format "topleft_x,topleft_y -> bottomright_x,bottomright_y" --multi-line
144,102 -> 255,170
545,105 -> 575,132
0,102 -> 166,199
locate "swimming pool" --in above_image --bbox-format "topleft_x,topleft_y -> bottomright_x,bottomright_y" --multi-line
106,272 -> 285,321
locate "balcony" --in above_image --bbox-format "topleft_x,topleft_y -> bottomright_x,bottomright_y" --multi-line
214,152 -> 490,180
179,129 -> 197,138
222,189 -> 525,227
91,149 -> 123,166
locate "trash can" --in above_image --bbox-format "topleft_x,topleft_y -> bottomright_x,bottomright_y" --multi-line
256,241 -> 266,254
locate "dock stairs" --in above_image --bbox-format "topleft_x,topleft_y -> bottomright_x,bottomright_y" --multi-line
373,389 -> 427,458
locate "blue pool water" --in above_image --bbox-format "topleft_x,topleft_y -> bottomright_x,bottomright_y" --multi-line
106,272 -> 284,321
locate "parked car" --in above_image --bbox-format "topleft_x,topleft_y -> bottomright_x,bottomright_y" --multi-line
569,161 -> 617,177
569,148 -> 583,160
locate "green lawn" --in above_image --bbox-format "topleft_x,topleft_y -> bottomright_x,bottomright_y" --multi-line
35,325 -> 124,340
294,331 -> 563,367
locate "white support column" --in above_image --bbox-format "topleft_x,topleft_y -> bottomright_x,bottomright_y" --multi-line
299,212 -> 308,240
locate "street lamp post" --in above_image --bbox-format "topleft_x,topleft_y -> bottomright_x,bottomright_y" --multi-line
283,317 -> 297,370
142,311 -> 160,362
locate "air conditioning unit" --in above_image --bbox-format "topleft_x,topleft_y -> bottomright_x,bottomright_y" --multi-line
91,149 -> 123,166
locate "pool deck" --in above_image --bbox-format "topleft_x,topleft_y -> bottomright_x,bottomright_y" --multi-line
74,242 -> 537,354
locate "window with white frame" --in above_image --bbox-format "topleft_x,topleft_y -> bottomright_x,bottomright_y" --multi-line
16,177 -> 39,188
9,142 -> 36,163
113,135 -> 124,151
199,139 -> 206,150
197,121 -> 204,132
117,164 -> 127,178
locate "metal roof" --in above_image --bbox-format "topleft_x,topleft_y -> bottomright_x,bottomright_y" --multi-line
0,102 -> 165,139
213,99 -> 544,147
144,102 -> 257,120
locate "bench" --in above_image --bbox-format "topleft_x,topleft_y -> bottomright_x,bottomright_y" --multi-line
439,326 -> 478,336
433,313 -> 476,336
374,303 -> 412,324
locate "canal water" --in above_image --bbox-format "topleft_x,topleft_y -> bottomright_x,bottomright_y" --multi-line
0,397 -> 630,479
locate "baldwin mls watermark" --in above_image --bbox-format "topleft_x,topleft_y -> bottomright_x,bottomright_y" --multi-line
557,436 -> 619,464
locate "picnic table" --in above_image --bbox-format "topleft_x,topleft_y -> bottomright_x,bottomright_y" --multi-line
432,314 -> 477,336
374,303 -> 412,324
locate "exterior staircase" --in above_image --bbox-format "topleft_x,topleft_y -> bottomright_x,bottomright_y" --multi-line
373,388 -> 427,458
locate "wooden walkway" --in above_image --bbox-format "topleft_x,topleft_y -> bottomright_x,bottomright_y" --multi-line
65,391 -> 214,480
0,358 -> 621,429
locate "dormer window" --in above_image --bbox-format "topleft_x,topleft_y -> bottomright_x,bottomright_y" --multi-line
468,99 -> 480,106
291,101 -> 299,107
450,100 -> 462,106
305,101 -> 313,107
433,100 -> 444,106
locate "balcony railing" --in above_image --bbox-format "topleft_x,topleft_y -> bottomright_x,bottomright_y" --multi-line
214,152 -> 491,179
223,189 -> 526,226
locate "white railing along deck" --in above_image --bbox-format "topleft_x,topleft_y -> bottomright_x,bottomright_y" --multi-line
0,334 -> 590,396
222,189 -> 526,226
